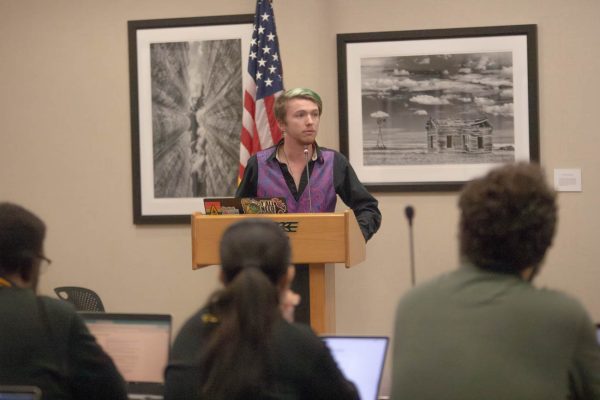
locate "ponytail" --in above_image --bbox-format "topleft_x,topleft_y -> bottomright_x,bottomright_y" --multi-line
200,267 -> 279,399
199,218 -> 291,398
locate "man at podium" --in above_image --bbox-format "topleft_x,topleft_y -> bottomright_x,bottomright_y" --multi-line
236,87 -> 381,240
236,87 -> 381,323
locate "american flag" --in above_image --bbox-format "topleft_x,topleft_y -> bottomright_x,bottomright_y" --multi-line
239,0 -> 284,181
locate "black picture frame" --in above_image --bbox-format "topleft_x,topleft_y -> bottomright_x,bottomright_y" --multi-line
337,24 -> 539,192
129,14 -> 253,224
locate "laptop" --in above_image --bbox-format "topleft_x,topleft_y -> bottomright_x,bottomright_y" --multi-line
321,336 -> 388,400
203,197 -> 287,215
0,386 -> 41,400
79,313 -> 172,400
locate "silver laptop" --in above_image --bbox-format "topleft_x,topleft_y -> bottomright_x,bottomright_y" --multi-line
321,336 -> 388,400
0,386 -> 41,400
79,313 -> 171,400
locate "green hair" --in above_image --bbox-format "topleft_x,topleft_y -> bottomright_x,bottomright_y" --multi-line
274,88 -> 322,123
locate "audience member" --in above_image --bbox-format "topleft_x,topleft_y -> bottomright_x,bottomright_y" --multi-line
0,202 -> 128,399
390,162 -> 600,400
164,218 -> 358,400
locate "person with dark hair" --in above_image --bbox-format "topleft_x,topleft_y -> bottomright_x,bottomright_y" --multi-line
236,87 -> 381,323
390,163 -> 600,400
0,202 -> 128,399
164,218 -> 358,400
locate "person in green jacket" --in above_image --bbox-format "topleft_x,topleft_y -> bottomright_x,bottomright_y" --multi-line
391,162 -> 600,400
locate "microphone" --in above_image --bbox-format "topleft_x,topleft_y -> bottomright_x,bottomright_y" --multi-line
404,205 -> 416,286
405,205 -> 414,226
304,145 -> 312,212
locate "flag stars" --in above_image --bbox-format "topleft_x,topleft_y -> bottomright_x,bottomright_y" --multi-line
241,0 -> 283,174
245,1 -> 283,93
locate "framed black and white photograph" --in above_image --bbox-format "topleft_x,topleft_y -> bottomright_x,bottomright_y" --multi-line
129,15 -> 253,223
337,25 -> 538,191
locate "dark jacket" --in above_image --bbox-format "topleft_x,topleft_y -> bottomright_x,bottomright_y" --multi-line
165,306 -> 359,400
0,286 -> 128,400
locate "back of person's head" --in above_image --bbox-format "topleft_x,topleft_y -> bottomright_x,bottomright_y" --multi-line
459,162 -> 557,274
201,218 -> 291,399
0,202 -> 46,275
219,218 -> 291,285
274,87 -> 323,123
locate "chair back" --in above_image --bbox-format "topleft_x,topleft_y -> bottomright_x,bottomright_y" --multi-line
54,286 -> 105,312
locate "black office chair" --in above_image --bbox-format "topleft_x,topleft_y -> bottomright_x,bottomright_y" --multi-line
54,286 -> 105,312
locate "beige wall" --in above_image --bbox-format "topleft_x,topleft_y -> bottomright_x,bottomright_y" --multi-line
2,0 -> 599,395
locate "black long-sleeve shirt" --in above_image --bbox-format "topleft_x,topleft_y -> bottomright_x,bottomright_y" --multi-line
0,287 -> 128,400
165,307 -> 359,400
236,143 -> 381,241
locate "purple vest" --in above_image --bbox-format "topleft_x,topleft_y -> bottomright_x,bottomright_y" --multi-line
256,148 -> 336,213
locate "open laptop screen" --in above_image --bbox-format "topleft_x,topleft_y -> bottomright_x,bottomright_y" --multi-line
79,313 -> 171,394
321,336 -> 388,400
0,386 -> 41,400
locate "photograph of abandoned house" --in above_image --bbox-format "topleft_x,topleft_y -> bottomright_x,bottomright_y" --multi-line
361,51 -> 516,166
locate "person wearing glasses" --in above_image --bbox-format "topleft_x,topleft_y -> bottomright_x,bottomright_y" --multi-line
0,202 -> 128,400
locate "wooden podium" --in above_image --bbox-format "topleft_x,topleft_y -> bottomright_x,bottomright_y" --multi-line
191,210 -> 366,334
